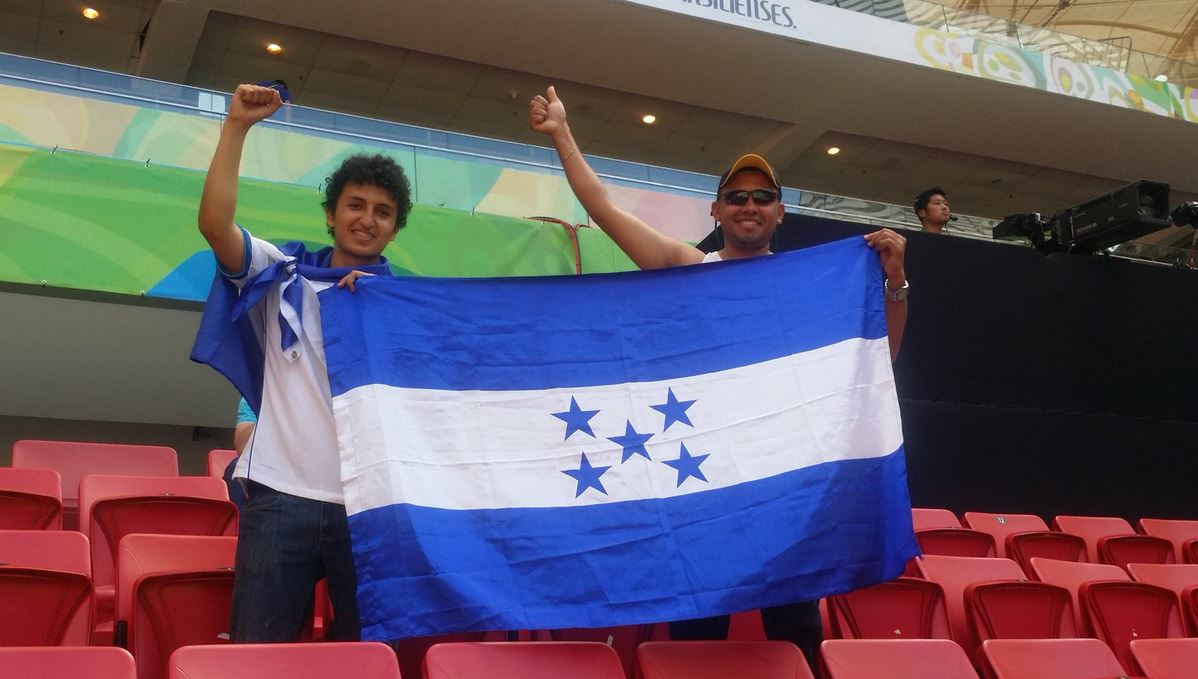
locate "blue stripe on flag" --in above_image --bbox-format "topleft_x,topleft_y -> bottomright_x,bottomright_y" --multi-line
348,448 -> 917,640
321,237 -> 884,395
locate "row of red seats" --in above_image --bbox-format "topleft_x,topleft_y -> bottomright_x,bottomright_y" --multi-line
913,507 -> 1198,568
11,529 -> 1197,677
3,637 -> 1198,679
6,441 -> 1198,676
8,441 -> 1195,570
838,554 -> 1198,672
1,440 -> 244,640
0,526 -> 748,679
820,637 -> 1198,678
3,440 -> 187,531
0,531 -> 237,679
0,470 -> 237,643
0,641 -> 399,679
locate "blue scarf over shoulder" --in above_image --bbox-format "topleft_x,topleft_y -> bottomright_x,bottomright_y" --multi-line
190,240 -> 392,415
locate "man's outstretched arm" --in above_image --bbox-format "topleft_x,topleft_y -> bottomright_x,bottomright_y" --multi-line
198,84 -> 282,274
529,86 -> 701,270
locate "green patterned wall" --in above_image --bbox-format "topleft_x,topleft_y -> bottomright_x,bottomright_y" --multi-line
0,144 -> 635,300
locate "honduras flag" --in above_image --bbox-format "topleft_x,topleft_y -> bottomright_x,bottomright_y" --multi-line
321,236 -> 918,641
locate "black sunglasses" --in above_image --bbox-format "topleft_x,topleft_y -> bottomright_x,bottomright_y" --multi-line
719,189 -> 780,206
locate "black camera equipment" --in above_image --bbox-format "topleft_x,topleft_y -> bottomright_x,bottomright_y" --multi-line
993,212 -> 1055,251
1170,201 -> 1198,227
993,180 -> 1172,254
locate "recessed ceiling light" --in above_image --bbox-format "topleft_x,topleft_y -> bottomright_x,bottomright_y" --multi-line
82,7 -> 99,19
1154,74 -> 1168,82
641,114 -> 656,125
826,146 -> 841,156
266,43 -> 283,55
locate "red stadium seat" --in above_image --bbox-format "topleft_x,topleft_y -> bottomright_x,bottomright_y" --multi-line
12,440 -> 178,530
0,530 -> 92,645
1099,534 -> 1174,569
1186,585 -> 1198,633
911,508 -> 962,530
1130,638 -> 1198,679
911,508 -> 995,557
168,642 -> 400,679
0,646 -> 136,679
638,641 -> 813,679
980,638 -> 1126,679
1126,563 -> 1198,596
311,578 -> 330,641
966,580 -> 1076,643
1005,531 -> 1087,577
961,511 -> 1050,559
79,475 -> 235,645
205,450 -> 238,478
0,467 -> 62,530
915,555 -> 1024,659
727,610 -> 766,641
818,600 -> 833,642
1079,580 -> 1185,672
915,529 -> 997,558
424,641 -> 624,679
116,534 -> 237,679
1138,518 -> 1198,564
1028,557 -> 1129,631
820,639 -> 977,678
393,631 -> 509,679
1186,539 -> 1198,565
530,624 -> 658,678
1053,514 -> 1147,565
826,577 -> 951,640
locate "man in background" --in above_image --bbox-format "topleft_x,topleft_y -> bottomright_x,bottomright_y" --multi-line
914,186 -> 952,233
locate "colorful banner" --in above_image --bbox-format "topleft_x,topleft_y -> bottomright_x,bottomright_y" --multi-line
621,0 -> 1198,123
0,144 -> 636,300
0,83 -> 720,245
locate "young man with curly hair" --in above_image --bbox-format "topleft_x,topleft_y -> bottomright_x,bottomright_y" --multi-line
196,83 -> 413,641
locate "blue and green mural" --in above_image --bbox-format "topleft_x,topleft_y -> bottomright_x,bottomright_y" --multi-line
0,143 -> 637,301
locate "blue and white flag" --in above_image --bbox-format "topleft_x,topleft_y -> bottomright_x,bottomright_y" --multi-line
320,236 -> 918,641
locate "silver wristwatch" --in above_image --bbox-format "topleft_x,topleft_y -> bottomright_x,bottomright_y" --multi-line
885,278 -> 909,302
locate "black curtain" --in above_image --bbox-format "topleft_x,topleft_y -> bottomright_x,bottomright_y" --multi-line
700,214 -> 1198,519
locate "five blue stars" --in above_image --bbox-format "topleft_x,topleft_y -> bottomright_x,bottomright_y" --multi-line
562,453 -> 611,497
650,388 -> 696,431
554,387 -> 712,498
552,396 -> 600,440
607,421 -> 655,463
662,442 -> 710,487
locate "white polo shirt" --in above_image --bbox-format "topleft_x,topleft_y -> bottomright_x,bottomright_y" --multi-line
228,231 -> 344,503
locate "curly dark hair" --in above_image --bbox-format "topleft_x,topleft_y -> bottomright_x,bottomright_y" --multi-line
322,154 -> 413,230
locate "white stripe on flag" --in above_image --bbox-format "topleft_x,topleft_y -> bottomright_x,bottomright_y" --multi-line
336,336 -> 899,514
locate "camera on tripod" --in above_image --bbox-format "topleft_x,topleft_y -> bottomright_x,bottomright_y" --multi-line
993,180 -> 1172,254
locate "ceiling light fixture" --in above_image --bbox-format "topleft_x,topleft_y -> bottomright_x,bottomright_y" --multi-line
266,43 -> 283,55
826,146 -> 841,156
641,114 -> 656,124
82,7 -> 99,19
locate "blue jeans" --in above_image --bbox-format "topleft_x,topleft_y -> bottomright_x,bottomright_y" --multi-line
230,481 -> 361,641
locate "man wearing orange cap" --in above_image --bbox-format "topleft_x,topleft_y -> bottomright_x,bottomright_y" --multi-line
530,86 -> 910,662
529,86 -> 907,359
